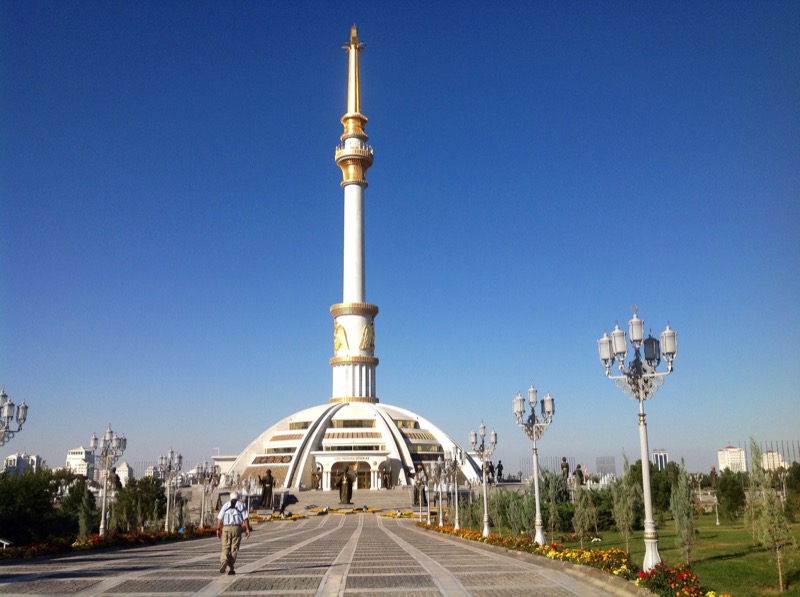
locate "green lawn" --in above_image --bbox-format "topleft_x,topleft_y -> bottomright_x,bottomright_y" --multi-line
551,514 -> 800,596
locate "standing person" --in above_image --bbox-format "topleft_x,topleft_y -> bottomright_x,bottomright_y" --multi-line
216,491 -> 251,575
258,470 -> 273,510
496,460 -> 504,482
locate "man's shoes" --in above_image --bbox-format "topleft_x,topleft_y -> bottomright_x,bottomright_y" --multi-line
227,568 -> 235,575
219,562 -> 228,573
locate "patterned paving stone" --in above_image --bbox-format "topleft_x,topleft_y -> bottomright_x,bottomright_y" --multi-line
0,516 -> 644,596
345,574 -> 437,589
0,579 -> 100,594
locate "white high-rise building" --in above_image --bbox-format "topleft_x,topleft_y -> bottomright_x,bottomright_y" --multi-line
3,452 -> 42,475
717,445 -> 747,473
762,450 -> 787,471
651,450 -> 669,471
65,446 -> 95,478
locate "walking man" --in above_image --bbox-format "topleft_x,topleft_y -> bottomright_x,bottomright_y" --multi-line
216,491 -> 251,575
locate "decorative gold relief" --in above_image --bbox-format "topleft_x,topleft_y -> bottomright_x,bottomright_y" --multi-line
334,320 -> 349,352
359,321 -> 375,351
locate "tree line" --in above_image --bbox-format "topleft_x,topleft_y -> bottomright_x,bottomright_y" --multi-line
0,468 -> 173,545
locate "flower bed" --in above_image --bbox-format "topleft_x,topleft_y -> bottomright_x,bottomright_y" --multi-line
635,563 -> 731,597
306,506 -> 381,515
0,527 -> 216,560
416,523 -> 726,596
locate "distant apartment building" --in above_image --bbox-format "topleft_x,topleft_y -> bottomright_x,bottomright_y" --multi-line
718,445 -> 747,473
762,450 -> 787,471
3,452 -> 42,475
65,446 -> 95,478
115,461 -> 133,486
651,449 -> 669,471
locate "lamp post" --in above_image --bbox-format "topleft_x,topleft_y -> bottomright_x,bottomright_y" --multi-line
470,423 -> 497,537
89,425 -> 127,536
597,306 -> 677,571
158,449 -> 183,532
446,448 -> 463,530
417,465 -> 427,523
0,387 -> 28,447
197,461 -> 220,528
513,385 -> 555,545
433,455 -> 445,527
425,464 -> 432,525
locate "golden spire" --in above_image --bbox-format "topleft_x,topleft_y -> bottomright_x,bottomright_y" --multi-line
344,24 -> 362,116
335,24 -> 373,186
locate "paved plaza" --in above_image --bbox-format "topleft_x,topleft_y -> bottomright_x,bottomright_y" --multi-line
0,514 -> 646,597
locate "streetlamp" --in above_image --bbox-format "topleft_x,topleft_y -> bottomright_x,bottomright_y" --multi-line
470,422 -> 497,537
433,455 -> 445,527
0,387 -> 28,447
197,461 -> 220,528
158,449 -> 183,532
513,385 -> 555,545
445,448 -> 463,530
597,306 -> 677,571
89,425 -> 127,537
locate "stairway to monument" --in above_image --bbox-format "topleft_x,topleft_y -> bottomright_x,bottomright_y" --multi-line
178,484 -> 442,525
253,485 -> 421,515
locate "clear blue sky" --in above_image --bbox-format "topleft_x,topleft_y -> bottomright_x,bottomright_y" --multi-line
2,2 -> 798,475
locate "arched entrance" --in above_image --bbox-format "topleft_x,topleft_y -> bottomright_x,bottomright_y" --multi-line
353,461 -> 371,490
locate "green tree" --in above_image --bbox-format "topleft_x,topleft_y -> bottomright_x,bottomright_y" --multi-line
0,468 -> 68,544
611,454 -> 643,552
717,468 -> 746,522
670,461 -> 694,564
783,461 -> 800,518
58,477 -> 97,538
540,469 -> 568,539
110,476 -> 166,532
572,484 -> 597,548
78,483 -> 97,541
750,438 -> 797,593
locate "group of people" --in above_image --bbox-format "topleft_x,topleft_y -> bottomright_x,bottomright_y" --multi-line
485,460 -> 504,484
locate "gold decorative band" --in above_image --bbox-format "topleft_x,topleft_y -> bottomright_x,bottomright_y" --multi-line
330,303 -> 379,317
643,531 -> 659,540
329,355 -> 379,366
335,146 -> 374,161
336,159 -> 371,186
340,113 -> 368,139
329,396 -> 379,404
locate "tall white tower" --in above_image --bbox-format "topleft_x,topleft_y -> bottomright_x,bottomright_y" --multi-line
330,25 -> 378,404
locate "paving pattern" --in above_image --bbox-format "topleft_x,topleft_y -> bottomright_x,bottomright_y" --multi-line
0,515 -> 645,596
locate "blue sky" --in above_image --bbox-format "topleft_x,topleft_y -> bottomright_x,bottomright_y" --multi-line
2,2 -> 798,476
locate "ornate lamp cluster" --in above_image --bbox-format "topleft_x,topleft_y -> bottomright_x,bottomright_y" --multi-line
0,387 -> 28,447
469,423 -> 497,537
513,385 -> 555,545
158,449 -> 183,532
596,306 -> 678,571
429,456 -> 448,527
597,306 -> 677,400
443,448 -> 464,530
196,461 -> 220,528
89,425 -> 127,536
